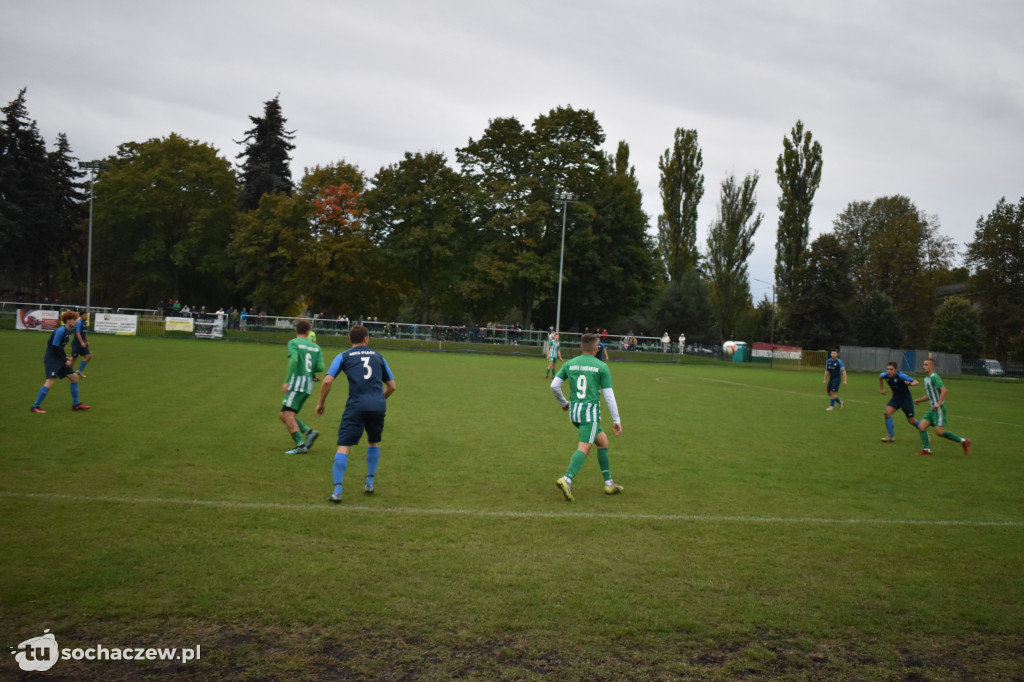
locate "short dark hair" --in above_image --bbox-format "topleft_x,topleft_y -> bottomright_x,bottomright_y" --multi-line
296,320 -> 312,335
350,324 -> 369,344
580,333 -> 598,351
887,361 -> 897,370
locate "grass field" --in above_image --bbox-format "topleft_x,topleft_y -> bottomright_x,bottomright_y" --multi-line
2,329 -> 1023,680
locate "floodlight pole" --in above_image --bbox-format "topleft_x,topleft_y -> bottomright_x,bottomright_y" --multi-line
552,191 -> 577,336
78,160 -> 107,313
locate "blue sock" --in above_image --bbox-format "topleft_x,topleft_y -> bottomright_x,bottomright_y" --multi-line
366,446 -> 381,481
78,360 -> 88,372
333,452 -> 349,493
70,383 -> 80,405
33,386 -> 49,408
886,417 -> 894,438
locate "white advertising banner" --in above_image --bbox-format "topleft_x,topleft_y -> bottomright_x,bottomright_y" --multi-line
16,309 -> 61,331
94,313 -> 138,335
165,317 -> 195,332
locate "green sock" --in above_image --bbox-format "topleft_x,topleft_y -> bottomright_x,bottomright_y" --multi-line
291,431 -> 304,446
597,448 -> 611,481
919,430 -> 931,449
295,417 -> 309,434
565,450 -> 587,480
941,431 -> 962,443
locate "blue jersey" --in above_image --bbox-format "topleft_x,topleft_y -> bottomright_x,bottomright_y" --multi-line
826,358 -> 845,378
881,370 -> 915,399
75,318 -> 88,341
46,325 -> 73,361
326,346 -> 394,413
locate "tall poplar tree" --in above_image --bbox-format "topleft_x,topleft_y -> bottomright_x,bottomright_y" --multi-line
657,127 -> 703,281
705,172 -> 762,341
774,120 -> 822,303
236,95 -> 296,212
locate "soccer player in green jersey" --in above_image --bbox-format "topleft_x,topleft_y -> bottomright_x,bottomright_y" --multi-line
280,320 -> 325,454
913,358 -> 970,456
550,333 -> 623,501
545,332 -> 563,378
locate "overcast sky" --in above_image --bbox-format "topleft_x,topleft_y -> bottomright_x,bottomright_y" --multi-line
4,0 -> 1022,304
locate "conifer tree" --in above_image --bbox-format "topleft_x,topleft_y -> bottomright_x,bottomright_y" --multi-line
236,95 -> 296,212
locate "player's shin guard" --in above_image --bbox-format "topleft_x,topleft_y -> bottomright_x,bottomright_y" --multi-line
366,445 -> 380,477
565,449 -> 587,481
941,431 -> 963,443
295,417 -> 309,434
885,417 -> 894,438
70,382 -> 80,404
33,386 -> 49,408
78,360 -> 89,373
333,452 -> 349,486
919,430 -> 931,449
597,448 -> 611,481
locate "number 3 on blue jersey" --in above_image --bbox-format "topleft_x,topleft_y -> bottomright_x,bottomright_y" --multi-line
361,356 -> 372,379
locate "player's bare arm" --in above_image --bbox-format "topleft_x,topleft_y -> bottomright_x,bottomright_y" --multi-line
315,375 -> 335,415
383,380 -> 396,399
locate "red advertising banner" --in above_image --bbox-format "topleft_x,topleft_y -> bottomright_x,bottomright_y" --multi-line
16,309 -> 61,331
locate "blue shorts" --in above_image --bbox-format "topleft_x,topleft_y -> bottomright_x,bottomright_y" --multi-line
72,340 -> 90,356
45,358 -> 75,380
337,409 -> 386,447
827,377 -> 841,393
887,395 -> 915,418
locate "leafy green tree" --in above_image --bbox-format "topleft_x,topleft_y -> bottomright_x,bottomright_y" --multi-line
705,172 -> 762,341
531,106 -> 607,329
657,128 -> 703,281
848,291 -> 903,348
653,269 -> 715,344
0,88 -> 55,297
781,233 -> 853,349
457,116 -> 548,324
92,134 -> 237,307
558,141 -> 659,331
236,95 -> 296,212
833,195 -> 953,347
775,120 -> 822,304
366,151 -> 467,323
928,296 -> 983,358
965,196 -> 1024,360
227,191 -> 305,314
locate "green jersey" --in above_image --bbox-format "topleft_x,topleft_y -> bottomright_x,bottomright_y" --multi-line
547,339 -> 561,362
556,353 -> 613,423
923,371 -> 945,406
285,336 -> 325,395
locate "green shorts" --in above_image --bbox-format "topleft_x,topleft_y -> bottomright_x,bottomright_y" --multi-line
573,420 -> 604,444
922,405 -> 948,427
281,390 -> 310,413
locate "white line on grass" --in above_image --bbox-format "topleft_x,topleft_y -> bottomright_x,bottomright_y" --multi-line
2,491 -> 1021,527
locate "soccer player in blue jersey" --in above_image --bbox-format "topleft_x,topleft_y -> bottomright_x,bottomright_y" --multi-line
72,311 -> 92,377
31,310 -> 89,413
316,325 -> 396,503
823,349 -> 847,410
878,361 -> 923,445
